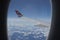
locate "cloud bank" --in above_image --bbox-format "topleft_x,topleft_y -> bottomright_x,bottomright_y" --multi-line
7,17 -> 50,27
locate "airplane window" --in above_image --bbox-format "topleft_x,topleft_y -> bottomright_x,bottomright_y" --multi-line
7,0 -> 52,40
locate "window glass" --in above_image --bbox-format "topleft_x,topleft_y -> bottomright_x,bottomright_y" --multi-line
7,0 -> 52,40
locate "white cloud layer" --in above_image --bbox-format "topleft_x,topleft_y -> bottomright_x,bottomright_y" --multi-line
7,17 -> 50,27
7,17 -> 50,37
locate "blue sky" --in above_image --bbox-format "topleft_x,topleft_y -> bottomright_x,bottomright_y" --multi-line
8,0 -> 51,22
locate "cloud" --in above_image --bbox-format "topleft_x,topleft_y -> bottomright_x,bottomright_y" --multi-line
7,17 -> 50,37
7,17 -> 50,27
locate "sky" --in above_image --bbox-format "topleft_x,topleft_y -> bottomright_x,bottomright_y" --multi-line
7,0 -> 51,22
